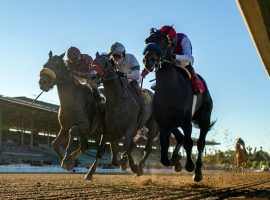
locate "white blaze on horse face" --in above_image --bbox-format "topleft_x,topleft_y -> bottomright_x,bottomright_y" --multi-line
40,68 -> 57,80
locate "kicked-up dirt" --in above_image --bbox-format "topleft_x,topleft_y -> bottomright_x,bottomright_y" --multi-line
0,171 -> 269,199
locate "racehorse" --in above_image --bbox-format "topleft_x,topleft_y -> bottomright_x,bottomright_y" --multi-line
235,138 -> 248,173
143,28 -> 216,182
39,52 -> 104,171
84,52 -> 159,180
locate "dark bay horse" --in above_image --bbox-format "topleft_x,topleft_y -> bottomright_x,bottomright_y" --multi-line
143,28 -> 216,182
39,52 -> 104,171
84,52 -> 159,180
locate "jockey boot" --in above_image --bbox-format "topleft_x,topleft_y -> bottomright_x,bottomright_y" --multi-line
130,80 -> 146,105
130,80 -> 145,125
185,65 -> 202,94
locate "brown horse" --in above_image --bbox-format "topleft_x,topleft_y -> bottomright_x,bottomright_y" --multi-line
235,138 -> 248,173
39,52 -> 104,171
84,52 -> 159,180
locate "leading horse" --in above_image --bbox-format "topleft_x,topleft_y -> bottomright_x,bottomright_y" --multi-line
143,28 -> 215,182
39,52 -> 104,171
84,52 -> 159,180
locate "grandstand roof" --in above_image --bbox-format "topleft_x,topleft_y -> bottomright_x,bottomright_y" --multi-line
0,95 -> 59,133
237,0 -> 270,76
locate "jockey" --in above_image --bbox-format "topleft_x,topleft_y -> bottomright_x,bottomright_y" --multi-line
66,46 -> 93,73
142,26 -> 203,94
66,46 -> 102,107
109,42 -> 145,105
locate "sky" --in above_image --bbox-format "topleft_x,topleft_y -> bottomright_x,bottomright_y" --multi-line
0,0 -> 269,153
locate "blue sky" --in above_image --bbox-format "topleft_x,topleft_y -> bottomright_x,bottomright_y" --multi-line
0,0 -> 269,153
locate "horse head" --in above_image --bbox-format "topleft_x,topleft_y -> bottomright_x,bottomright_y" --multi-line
143,28 -> 174,72
39,51 -> 67,92
88,52 -> 118,84
236,137 -> 245,148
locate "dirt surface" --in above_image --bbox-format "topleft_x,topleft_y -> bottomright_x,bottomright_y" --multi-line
0,172 -> 269,199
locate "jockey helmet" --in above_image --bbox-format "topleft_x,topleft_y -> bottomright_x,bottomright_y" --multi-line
160,25 -> 176,40
110,42 -> 126,55
67,46 -> 81,60
81,54 -> 93,64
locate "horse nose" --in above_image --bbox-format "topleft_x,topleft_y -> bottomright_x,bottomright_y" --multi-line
39,78 -> 47,85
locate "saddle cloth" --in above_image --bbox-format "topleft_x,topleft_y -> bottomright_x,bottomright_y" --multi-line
141,89 -> 151,104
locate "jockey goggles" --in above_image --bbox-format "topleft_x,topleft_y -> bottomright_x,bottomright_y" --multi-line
112,53 -> 123,60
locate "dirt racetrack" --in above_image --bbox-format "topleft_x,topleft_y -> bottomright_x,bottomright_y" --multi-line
0,171 -> 269,200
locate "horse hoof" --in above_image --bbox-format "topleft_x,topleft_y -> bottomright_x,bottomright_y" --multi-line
170,155 -> 180,166
61,162 -> 67,169
193,172 -> 203,182
131,164 -> 139,174
137,163 -> 144,176
185,161 -> 195,172
61,162 -> 74,171
111,160 -> 120,168
136,168 -> 143,176
173,162 -> 182,172
119,157 -> 128,171
161,157 -> 171,167
84,173 -> 93,181
120,161 -> 129,171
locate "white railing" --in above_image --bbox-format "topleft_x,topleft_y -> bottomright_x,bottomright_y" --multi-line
0,164 -> 177,174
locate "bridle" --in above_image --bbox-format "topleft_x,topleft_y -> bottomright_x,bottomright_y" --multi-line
143,28 -> 172,72
40,57 -> 71,88
89,55 -> 118,83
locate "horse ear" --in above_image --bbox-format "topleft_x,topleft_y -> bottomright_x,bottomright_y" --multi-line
96,52 -> 100,57
49,51 -> 53,58
59,52 -> 65,59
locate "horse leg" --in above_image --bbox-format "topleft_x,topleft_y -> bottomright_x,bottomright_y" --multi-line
110,139 -> 120,167
51,128 -> 68,163
69,134 -> 88,164
193,127 -> 208,182
123,133 -> 139,175
182,121 -> 195,172
61,126 -> 80,170
170,128 -> 184,172
159,127 -> 171,166
84,132 -> 107,180
119,140 -> 137,171
137,131 -> 155,176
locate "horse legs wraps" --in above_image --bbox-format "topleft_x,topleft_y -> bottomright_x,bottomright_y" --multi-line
129,80 -> 145,125
185,65 -> 202,94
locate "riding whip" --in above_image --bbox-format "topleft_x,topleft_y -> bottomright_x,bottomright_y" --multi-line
31,91 -> 44,106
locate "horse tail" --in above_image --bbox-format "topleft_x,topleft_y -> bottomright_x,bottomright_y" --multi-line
208,119 -> 217,131
192,119 -> 217,131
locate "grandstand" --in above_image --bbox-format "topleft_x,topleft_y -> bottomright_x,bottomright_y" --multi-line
0,95 -> 219,168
